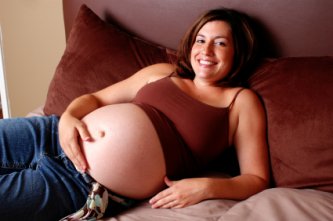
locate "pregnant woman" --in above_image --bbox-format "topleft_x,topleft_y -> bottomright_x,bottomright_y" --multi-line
0,8 -> 269,221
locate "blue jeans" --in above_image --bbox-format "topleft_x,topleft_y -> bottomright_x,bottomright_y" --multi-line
0,116 -> 90,221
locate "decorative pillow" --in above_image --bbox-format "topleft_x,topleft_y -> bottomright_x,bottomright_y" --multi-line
44,4 -> 174,116
249,56 -> 333,193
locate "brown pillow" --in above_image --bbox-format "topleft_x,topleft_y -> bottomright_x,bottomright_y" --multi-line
249,57 -> 333,193
44,5 -> 174,116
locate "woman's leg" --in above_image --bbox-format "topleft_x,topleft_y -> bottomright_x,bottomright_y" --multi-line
0,116 -> 59,173
0,116 -> 89,221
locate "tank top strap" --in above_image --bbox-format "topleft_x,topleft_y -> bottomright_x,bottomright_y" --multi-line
228,88 -> 245,110
169,71 -> 177,77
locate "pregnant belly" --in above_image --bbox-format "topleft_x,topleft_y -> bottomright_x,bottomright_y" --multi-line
81,103 -> 166,199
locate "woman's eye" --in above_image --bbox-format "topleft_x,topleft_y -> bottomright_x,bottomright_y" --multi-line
195,39 -> 205,44
215,41 -> 226,46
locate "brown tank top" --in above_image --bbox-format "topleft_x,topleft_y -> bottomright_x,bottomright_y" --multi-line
133,76 -> 243,178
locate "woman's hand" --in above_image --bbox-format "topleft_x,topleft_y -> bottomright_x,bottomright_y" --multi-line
149,177 -> 207,209
58,112 -> 91,172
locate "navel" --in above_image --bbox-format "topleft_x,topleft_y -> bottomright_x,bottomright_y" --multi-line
97,130 -> 105,138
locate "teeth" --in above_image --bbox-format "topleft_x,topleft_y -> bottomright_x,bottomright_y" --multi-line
199,60 -> 214,65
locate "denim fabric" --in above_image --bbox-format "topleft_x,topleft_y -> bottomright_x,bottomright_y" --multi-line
0,116 -> 90,221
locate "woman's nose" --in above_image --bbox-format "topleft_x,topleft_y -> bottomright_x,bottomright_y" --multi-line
201,43 -> 214,56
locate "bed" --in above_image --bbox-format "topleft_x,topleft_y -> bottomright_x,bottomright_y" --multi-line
37,0 -> 333,220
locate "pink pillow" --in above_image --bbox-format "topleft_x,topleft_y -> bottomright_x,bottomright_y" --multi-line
44,5 -> 174,116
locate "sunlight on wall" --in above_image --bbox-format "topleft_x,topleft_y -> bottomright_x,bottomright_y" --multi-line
0,25 -> 11,118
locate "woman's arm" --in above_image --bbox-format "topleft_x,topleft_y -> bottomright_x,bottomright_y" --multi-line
224,88 -> 270,198
58,63 -> 175,171
150,89 -> 269,208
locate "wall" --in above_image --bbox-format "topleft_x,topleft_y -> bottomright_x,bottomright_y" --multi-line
0,0 -> 65,117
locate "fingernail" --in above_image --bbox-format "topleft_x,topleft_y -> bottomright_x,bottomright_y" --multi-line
82,137 -> 91,141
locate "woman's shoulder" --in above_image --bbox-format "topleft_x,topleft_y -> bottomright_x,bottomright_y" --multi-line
134,63 -> 175,83
141,63 -> 175,77
228,87 -> 263,111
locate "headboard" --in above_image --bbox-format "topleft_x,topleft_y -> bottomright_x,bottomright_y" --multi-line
62,0 -> 333,58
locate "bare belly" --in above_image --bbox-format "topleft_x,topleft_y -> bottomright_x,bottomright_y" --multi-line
81,103 -> 166,199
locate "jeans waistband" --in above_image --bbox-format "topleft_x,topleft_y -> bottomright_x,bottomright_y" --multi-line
80,172 -> 95,184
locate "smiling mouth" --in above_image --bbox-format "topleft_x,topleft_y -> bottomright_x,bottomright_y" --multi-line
199,59 -> 216,66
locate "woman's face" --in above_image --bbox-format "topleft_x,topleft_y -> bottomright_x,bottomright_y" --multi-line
190,20 -> 235,84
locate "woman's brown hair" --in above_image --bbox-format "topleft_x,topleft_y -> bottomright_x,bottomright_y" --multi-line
175,8 -> 258,86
